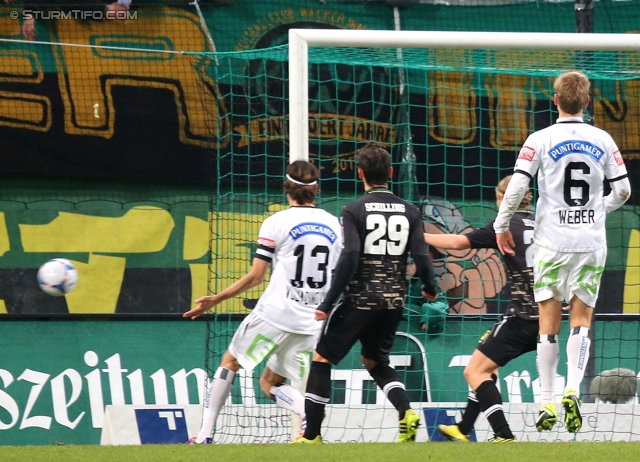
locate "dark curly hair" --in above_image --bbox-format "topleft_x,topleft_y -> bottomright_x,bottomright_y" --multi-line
356,142 -> 391,186
284,161 -> 319,204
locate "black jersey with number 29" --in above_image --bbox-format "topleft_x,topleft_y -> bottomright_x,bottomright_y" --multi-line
340,188 -> 428,311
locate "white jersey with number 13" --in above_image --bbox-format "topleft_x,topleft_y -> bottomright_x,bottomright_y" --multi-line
253,206 -> 342,335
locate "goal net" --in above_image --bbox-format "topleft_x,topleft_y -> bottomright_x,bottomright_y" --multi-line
207,30 -> 640,444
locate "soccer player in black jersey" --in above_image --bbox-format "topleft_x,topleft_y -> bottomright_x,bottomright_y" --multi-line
293,142 -> 438,444
426,176 -> 537,443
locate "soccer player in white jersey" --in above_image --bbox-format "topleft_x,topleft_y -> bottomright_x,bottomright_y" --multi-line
183,160 -> 342,444
494,70 -> 631,434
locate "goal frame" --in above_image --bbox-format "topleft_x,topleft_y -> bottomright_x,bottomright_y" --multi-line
285,28 -> 640,443
288,29 -> 640,162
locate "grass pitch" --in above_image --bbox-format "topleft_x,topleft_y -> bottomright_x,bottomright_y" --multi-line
1,442 -> 639,462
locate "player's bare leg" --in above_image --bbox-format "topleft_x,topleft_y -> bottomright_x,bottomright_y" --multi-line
460,350 -> 514,441
563,296 -> 592,433
536,299 -> 562,431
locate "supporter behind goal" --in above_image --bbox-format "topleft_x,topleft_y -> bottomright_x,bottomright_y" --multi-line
590,368 -> 639,404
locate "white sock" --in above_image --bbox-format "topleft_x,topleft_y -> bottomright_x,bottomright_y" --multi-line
196,367 -> 235,443
537,334 -> 559,406
270,383 -> 305,416
565,326 -> 590,395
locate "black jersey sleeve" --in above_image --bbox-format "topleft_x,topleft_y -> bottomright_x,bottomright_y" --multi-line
408,207 -> 437,296
408,207 -> 429,257
316,206 -> 360,314
316,251 -> 359,314
413,254 -> 437,297
341,206 -> 361,254
465,221 -> 498,249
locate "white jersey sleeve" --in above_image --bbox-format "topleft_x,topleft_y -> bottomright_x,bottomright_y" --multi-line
256,216 -> 278,263
513,135 -> 542,178
493,171 -> 531,234
493,135 -> 540,234
603,146 -> 631,213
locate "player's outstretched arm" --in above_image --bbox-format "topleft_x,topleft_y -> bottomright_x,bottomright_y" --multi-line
183,258 -> 270,319
424,233 -> 471,250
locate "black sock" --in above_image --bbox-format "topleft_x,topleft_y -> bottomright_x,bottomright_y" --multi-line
457,391 -> 480,435
304,361 -> 332,439
369,363 -> 410,420
458,373 -> 497,434
476,380 -> 514,439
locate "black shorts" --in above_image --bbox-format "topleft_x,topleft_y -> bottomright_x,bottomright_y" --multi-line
315,300 -> 402,366
476,316 -> 538,367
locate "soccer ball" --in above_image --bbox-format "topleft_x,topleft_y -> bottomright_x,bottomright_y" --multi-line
37,259 -> 78,296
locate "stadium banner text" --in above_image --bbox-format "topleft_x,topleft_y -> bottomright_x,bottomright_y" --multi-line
0,319 -> 638,445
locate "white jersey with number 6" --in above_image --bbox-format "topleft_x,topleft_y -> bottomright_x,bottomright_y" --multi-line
514,117 -> 628,252
253,206 -> 342,335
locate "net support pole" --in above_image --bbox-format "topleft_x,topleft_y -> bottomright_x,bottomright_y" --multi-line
288,29 -> 309,163
575,0 -> 594,34
576,0 -> 595,124
190,0 -> 219,65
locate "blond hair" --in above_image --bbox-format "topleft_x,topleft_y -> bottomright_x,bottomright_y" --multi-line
496,175 -> 533,210
554,70 -> 590,115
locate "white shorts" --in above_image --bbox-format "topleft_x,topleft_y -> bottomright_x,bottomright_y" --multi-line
533,244 -> 607,307
228,310 -> 317,384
